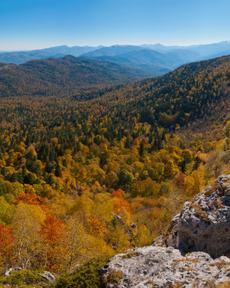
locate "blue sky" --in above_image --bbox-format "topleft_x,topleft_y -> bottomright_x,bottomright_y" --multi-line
1,0 -> 230,51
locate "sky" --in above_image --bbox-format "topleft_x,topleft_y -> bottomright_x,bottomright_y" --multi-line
1,0 -> 230,51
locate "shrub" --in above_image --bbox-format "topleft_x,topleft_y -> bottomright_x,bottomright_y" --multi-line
55,257 -> 109,288
106,269 -> 124,285
0,269 -> 45,286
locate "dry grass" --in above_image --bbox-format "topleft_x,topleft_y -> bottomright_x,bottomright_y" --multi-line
106,269 -> 124,285
191,202 -> 210,222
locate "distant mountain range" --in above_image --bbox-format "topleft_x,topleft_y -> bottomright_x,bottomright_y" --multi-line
82,46 -> 198,75
0,56 -> 144,97
82,47 -> 172,75
0,46 -> 99,65
82,41 -> 230,75
1,41 -> 230,76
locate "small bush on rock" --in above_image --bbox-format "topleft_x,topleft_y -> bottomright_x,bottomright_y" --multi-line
55,257 -> 108,288
0,269 -> 45,287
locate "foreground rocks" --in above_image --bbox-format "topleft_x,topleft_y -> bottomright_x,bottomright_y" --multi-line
102,246 -> 230,288
102,175 -> 230,287
166,175 -> 230,258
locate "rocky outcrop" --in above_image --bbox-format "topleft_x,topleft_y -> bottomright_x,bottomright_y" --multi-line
102,175 -> 230,287
166,175 -> 230,258
102,246 -> 230,288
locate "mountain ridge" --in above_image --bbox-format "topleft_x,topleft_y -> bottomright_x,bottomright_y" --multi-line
81,54 -> 230,133
1,41 -> 230,77
0,55 -> 146,97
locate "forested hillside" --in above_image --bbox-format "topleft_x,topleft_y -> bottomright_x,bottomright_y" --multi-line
0,55 -> 145,97
0,55 -> 230,286
72,55 -> 230,130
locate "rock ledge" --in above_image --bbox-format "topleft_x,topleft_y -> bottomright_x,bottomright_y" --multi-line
102,246 -> 230,288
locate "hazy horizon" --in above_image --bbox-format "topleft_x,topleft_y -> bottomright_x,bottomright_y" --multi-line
1,40 -> 230,53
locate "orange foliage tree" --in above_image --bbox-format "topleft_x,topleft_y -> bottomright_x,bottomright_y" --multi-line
0,224 -> 14,271
41,215 -> 65,271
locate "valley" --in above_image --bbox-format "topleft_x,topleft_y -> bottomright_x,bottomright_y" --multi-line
1,0 -> 230,286
0,53 -> 229,286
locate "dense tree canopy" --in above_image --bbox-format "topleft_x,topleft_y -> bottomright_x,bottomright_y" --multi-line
0,55 -> 230,286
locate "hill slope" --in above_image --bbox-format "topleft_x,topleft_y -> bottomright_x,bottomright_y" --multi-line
91,55 -> 230,131
0,55 -> 145,97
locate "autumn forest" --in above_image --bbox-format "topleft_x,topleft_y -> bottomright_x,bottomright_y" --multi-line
0,52 -> 229,286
